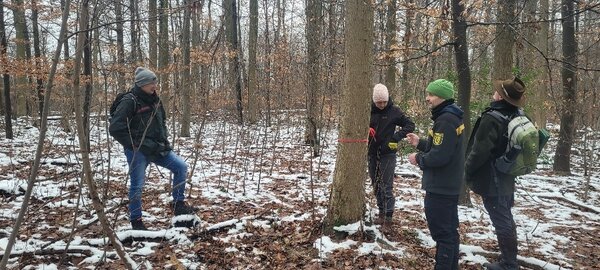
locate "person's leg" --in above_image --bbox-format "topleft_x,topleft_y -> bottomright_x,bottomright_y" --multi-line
125,149 -> 149,221
154,151 -> 188,202
483,195 -> 519,270
154,151 -> 195,215
379,154 -> 397,220
368,155 -> 384,215
425,192 -> 460,270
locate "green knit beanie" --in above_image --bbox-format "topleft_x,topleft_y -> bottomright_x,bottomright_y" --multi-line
426,79 -> 454,100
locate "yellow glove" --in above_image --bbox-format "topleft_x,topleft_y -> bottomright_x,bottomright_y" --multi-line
388,142 -> 398,150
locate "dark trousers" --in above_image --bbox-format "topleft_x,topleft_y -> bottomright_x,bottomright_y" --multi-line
482,195 -> 516,239
425,192 -> 460,270
368,154 -> 396,216
483,195 -> 519,268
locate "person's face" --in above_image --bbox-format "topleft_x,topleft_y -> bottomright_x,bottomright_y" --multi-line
375,101 -> 388,110
426,93 -> 444,109
141,81 -> 158,95
493,91 -> 502,101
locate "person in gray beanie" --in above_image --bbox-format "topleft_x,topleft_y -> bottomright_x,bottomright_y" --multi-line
109,67 -> 197,230
134,67 -> 157,88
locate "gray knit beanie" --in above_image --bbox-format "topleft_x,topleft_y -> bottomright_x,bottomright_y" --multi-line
134,67 -> 157,87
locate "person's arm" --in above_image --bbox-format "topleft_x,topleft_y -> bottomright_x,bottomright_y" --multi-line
415,119 -> 461,169
109,98 -> 137,149
392,109 -> 415,141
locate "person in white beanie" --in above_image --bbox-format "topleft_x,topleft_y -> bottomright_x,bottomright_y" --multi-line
109,67 -> 197,230
368,83 -> 414,227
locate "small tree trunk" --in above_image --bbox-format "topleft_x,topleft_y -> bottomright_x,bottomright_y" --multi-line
180,0 -> 192,137
149,0 -> 158,68
452,0 -> 472,206
384,0 -> 397,94
0,0 -> 13,139
247,0 -> 259,124
553,0 -> 577,174
305,0 -> 322,156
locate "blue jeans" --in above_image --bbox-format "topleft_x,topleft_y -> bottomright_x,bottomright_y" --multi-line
424,192 -> 460,270
125,149 -> 188,220
368,154 -> 396,216
482,195 -> 516,239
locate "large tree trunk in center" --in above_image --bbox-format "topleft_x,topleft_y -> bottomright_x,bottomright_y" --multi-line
325,0 -> 373,231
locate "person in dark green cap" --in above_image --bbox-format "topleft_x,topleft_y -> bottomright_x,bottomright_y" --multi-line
406,79 -> 465,270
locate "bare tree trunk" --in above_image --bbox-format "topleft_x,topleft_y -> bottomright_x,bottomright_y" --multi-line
115,0 -> 126,91
326,0 -> 373,231
180,0 -> 192,137
492,0 -> 516,80
31,0 -> 44,125
452,0 -> 472,206
82,9 -> 93,152
11,0 -> 31,116
400,0 -> 414,96
159,0 -> 170,112
247,0 -> 259,124
384,0 -> 397,95
149,0 -> 158,68
262,0 -> 272,126
534,0 -> 550,127
305,0 -> 322,156
0,0 -> 72,266
0,0 -> 13,139
225,0 -> 243,124
129,0 -> 139,63
553,0 -> 577,174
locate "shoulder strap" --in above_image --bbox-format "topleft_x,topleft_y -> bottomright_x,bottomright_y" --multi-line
486,109 -> 510,123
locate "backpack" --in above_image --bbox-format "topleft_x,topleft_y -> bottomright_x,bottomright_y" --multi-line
109,91 -> 137,119
487,109 -> 550,176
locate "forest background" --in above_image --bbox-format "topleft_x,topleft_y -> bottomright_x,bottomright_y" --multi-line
0,0 -> 599,269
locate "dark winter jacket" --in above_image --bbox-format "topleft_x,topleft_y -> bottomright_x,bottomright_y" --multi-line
465,100 -> 519,196
109,86 -> 172,161
415,99 -> 465,196
368,100 -> 415,156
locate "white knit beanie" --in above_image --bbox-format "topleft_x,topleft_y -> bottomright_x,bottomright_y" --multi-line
372,83 -> 389,102
134,67 -> 157,87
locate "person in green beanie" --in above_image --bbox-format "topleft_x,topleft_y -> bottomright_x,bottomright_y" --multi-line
406,79 -> 465,269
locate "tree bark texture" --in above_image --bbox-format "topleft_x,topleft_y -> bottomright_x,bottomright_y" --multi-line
326,0 -> 373,230
553,0 -> 577,174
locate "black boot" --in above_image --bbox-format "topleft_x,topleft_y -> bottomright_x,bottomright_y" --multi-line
484,235 -> 519,270
173,201 -> 198,216
130,219 -> 148,230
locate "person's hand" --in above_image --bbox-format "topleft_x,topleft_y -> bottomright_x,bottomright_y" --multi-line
388,141 -> 398,150
406,133 -> 419,147
408,153 -> 418,165
369,127 -> 376,138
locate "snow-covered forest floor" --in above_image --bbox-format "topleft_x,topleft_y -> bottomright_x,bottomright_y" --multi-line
0,112 -> 598,269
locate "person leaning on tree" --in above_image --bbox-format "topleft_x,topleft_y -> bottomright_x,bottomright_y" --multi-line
109,67 -> 197,230
368,83 -> 415,226
465,77 -> 527,270
406,79 -> 464,270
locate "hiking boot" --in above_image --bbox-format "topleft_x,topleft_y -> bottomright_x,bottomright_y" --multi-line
130,219 -> 148,230
172,201 -> 198,216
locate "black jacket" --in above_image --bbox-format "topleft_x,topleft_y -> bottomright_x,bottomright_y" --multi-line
109,86 -> 172,161
465,100 -> 518,196
415,100 -> 465,195
368,100 -> 415,156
